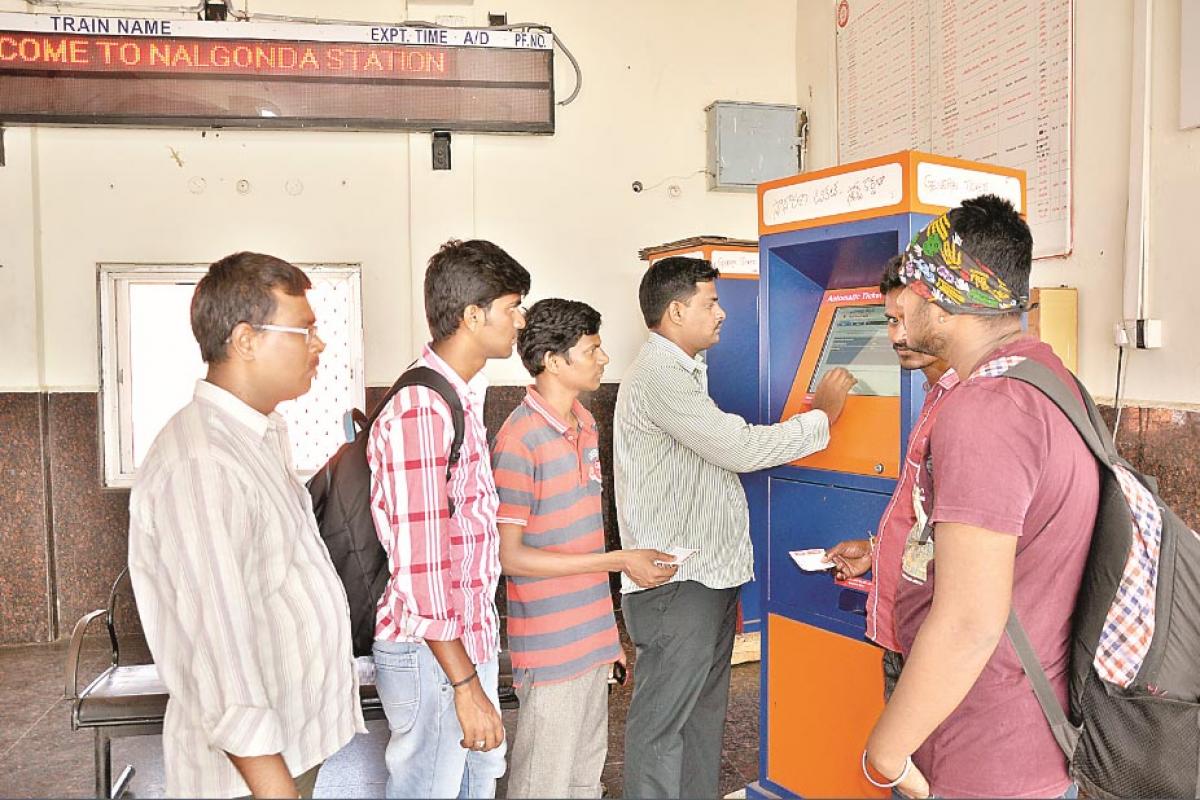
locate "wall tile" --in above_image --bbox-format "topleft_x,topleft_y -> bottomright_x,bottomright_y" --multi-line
46,393 -> 136,636
0,393 -> 51,643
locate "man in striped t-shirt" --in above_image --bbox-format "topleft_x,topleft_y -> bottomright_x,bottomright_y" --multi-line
493,299 -> 677,799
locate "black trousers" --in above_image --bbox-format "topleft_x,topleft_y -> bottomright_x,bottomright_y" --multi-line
621,580 -> 739,799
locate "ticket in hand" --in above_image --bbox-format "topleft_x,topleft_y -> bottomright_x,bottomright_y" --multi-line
790,548 -> 834,572
655,546 -> 699,567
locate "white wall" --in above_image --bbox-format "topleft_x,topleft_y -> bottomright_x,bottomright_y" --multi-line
0,0 -> 798,391
796,0 -> 1200,408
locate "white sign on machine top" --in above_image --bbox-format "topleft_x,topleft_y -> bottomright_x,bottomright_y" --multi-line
762,162 -> 904,228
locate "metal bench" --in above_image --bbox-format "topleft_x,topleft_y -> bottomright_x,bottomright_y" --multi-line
65,568 -> 515,798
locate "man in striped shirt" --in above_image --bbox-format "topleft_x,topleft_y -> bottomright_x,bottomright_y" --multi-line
615,257 -> 856,799
492,299 -> 677,799
367,240 -> 530,799
129,253 -> 365,798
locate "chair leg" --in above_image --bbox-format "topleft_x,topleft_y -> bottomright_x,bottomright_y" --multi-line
111,765 -> 135,799
94,730 -> 112,799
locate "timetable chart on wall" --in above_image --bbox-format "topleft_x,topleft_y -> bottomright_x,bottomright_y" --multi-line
835,0 -> 1072,258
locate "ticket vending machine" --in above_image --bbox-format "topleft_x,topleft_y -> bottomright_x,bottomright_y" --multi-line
747,152 -> 1025,799
639,237 -> 765,633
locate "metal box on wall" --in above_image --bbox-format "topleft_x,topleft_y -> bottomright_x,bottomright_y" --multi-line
705,100 -> 800,191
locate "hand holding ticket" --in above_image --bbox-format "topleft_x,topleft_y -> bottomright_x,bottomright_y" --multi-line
654,546 -> 699,567
790,548 -> 834,572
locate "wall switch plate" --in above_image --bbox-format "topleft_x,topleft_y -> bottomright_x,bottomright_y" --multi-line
1135,318 -> 1163,349
432,131 -> 452,171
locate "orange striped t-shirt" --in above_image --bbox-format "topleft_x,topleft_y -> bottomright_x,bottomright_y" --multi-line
492,387 -> 620,687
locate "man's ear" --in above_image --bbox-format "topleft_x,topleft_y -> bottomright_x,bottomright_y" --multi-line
666,299 -> 686,327
226,321 -> 258,362
463,303 -> 483,333
542,351 -> 558,375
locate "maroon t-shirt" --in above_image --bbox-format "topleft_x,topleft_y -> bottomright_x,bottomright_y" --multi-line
893,337 -> 1099,799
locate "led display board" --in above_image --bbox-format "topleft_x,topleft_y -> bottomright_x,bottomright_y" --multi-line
0,12 -> 554,132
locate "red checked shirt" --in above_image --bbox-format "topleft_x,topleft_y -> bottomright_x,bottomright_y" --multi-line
366,345 -> 501,665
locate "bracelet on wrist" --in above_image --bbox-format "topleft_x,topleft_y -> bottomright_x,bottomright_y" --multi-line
861,750 -> 913,789
450,669 -> 478,689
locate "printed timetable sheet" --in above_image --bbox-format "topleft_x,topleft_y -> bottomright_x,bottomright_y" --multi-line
835,0 -> 1072,258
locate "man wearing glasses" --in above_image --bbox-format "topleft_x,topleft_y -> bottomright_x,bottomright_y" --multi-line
128,252 -> 365,798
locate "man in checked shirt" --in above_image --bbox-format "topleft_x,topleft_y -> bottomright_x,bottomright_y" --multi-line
366,239 -> 530,799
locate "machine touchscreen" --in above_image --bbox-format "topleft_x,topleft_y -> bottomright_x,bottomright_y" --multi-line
805,305 -> 899,397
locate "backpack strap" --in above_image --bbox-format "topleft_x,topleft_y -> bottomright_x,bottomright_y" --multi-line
1005,609 -> 1082,759
373,366 -> 466,481
989,358 -> 1110,761
1002,358 -> 1117,467
364,365 -> 467,513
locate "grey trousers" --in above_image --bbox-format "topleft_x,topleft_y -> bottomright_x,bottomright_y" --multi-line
508,664 -> 610,798
621,580 -> 739,799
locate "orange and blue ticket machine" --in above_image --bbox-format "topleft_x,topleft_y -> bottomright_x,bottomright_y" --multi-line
747,152 -> 1026,799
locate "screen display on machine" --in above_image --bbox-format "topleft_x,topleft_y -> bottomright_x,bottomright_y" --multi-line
806,305 -> 899,397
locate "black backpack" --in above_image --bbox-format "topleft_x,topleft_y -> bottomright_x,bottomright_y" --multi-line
990,358 -> 1200,799
308,366 -> 464,658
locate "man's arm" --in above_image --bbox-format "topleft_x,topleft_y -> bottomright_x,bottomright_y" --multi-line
492,432 -> 676,587
498,523 -> 677,588
643,367 -> 854,473
227,754 -> 298,799
865,522 -> 1017,797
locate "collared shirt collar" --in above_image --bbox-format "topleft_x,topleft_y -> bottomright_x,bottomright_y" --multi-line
648,332 -> 706,375
522,385 -> 596,436
193,379 -> 279,439
421,343 -> 489,406
921,367 -> 961,393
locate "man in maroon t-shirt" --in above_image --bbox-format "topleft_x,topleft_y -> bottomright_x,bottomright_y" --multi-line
862,195 -> 1099,800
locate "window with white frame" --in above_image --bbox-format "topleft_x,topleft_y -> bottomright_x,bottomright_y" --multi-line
98,263 -> 365,488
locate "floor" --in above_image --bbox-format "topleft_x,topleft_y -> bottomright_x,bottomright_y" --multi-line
0,631 -> 760,798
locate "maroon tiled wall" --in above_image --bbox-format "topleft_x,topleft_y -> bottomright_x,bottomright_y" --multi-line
1,388 -> 1195,645
0,394 -> 52,644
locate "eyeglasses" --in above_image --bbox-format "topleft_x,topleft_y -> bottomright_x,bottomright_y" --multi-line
253,323 -> 321,345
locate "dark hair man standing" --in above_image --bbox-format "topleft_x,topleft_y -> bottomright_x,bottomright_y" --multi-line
367,239 -> 530,799
614,256 -> 856,798
825,255 -> 957,697
493,298 -> 676,798
129,252 -> 365,798
863,196 -> 1097,799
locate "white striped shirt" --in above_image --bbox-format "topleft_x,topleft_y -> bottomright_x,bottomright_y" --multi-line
128,380 -> 365,798
614,333 -> 831,592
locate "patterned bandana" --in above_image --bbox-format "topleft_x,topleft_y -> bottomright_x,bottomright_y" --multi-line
900,213 -> 1027,315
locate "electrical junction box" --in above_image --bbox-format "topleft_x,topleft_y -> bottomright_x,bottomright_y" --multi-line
705,101 -> 801,192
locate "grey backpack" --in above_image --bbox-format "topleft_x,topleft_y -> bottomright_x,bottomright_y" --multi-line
998,358 -> 1200,799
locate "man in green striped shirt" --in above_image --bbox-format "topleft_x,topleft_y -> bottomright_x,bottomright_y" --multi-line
615,256 -> 855,798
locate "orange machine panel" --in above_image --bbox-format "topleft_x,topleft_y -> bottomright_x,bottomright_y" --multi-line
767,614 -> 887,798
781,288 -> 900,478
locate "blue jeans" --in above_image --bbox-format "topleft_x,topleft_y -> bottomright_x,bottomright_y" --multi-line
373,640 -> 506,799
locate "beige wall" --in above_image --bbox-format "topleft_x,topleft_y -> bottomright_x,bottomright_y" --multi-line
0,0 -> 798,391
796,0 -> 1200,407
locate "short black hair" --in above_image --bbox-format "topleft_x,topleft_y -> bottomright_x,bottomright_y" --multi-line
638,256 -> 720,329
424,239 -> 531,342
880,254 -> 904,295
517,298 -> 601,377
191,252 -> 311,364
947,194 -> 1032,315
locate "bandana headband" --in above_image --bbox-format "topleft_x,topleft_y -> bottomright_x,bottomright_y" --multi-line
899,213 -> 1027,315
